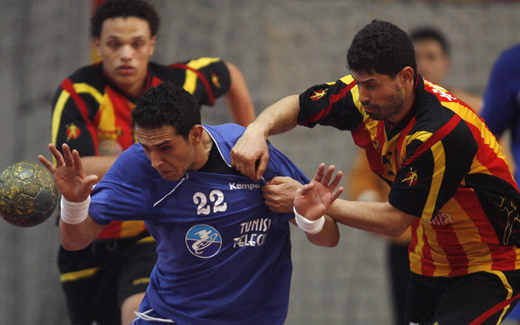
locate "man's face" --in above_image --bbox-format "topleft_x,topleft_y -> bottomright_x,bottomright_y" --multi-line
95,17 -> 156,96
413,39 -> 450,85
136,125 -> 197,182
353,70 -> 406,123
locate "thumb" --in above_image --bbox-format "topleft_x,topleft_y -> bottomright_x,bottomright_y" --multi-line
297,182 -> 315,196
84,175 -> 99,189
266,176 -> 287,185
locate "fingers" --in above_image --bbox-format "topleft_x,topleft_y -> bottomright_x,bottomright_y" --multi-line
297,182 -> 315,196
255,154 -> 269,181
265,176 -> 287,186
38,154 -> 55,173
62,143 -> 74,167
312,163 -> 327,182
313,163 -> 344,190
331,186 -> 344,202
72,149 -> 83,172
321,165 -> 336,186
49,143 -> 65,167
84,175 -> 99,189
329,171 -> 343,191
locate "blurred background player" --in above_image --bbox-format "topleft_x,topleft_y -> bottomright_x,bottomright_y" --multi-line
480,42 -> 520,325
50,0 -> 255,324
347,26 -> 483,325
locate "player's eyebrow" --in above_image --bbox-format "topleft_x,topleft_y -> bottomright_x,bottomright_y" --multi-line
353,77 -> 377,85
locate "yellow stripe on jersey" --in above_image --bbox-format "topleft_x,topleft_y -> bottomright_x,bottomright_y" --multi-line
345,76 -> 365,115
136,236 -> 155,244
97,92 -> 118,143
183,58 -> 221,94
60,267 -> 100,282
423,141 -> 446,220
52,90 -> 71,147
410,222 -> 426,273
74,83 -> 104,103
445,101 -> 508,163
52,83 -> 104,146
120,220 -> 147,238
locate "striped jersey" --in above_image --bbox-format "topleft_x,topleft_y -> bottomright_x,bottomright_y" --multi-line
298,74 -> 520,277
51,58 -> 230,239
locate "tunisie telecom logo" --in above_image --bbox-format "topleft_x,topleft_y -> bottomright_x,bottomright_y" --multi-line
185,225 -> 222,258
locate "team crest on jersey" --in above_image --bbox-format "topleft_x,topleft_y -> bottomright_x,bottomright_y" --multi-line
402,168 -> 418,186
211,73 -> 221,88
66,123 -> 81,141
310,89 -> 327,101
185,224 -> 222,258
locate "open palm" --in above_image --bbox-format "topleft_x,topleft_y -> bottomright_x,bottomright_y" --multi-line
294,164 -> 343,221
38,143 -> 98,202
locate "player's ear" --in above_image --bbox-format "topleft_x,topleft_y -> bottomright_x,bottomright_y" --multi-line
149,35 -> 157,57
190,125 -> 204,145
400,67 -> 414,84
94,38 -> 102,57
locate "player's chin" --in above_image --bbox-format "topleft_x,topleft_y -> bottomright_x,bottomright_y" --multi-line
159,171 -> 181,181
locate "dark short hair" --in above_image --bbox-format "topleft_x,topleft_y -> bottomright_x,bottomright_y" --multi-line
131,82 -> 201,139
347,20 -> 417,78
409,27 -> 450,55
90,0 -> 160,39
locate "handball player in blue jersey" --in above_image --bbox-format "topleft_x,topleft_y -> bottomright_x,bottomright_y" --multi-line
39,82 -> 342,325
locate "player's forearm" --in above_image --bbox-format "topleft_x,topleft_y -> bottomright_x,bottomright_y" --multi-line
81,156 -> 117,180
328,199 -> 415,237
248,95 -> 300,139
224,62 -> 256,127
59,216 -> 104,251
305,215 -> 340,247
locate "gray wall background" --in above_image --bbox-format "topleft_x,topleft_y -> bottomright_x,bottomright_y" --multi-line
1,1 -> 520,324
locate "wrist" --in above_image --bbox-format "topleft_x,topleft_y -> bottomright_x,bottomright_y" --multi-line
247,120 -> 270,138
293,206 -> 325,234
60,196 -> 90,225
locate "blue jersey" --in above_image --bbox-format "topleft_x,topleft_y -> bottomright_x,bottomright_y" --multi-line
480,43 -> 520,181
89,124 -> 309,325
480,43 -> 520,321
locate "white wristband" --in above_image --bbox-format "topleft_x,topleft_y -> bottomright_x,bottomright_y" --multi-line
293,206 -> 325,234
60,196 -> 91,225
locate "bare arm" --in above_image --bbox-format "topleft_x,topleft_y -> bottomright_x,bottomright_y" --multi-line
81,156 -> 117,180
289,216 -> 340,247
38,143 -> 105,251
223,62 -> 256,127
296,163 -> 416,238
230,94 -> 300,180
327,200 -> 416,238
59,216 -> 105,251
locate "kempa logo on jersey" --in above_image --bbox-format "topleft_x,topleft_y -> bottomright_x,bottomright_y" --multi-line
229,183 -> 261,190
185,225 -> 222,258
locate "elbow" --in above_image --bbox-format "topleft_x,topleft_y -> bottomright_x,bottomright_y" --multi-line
386,221 -> 412,238
308,231 -> 340,248
60,234 -> 90,251
326,236 -> 340,248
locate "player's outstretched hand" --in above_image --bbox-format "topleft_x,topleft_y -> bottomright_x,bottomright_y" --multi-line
38,143 -> 98,202
230,126 -> 269,181
294,163 -> 344,221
